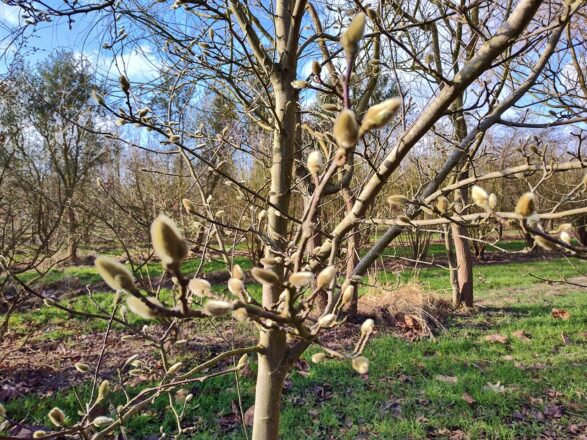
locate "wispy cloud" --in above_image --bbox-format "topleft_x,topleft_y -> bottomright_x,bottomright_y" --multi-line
0,3 -> 20,26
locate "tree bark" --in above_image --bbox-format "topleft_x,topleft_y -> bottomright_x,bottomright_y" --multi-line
67,205 -> 79,264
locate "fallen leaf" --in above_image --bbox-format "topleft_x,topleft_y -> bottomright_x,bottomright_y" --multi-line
502,355 -> 514,361
483,382 -> 506,393
462,392 -> 475,405
244,405 -> 255,427
551,308 -> 570,320
435,374 -> 458,384
512,330 -> 531,341
485,334 -> 508,344
561,332 -> 571,345
544,404 -> 563,419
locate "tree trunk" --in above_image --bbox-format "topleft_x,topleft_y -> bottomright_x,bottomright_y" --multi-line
67,206 -> 79,264
451,222 -> 474,307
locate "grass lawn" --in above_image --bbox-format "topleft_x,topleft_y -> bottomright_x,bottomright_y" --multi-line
2,258 -> 587,439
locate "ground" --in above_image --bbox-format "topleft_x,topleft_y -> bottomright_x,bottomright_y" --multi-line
1,245 -> 587,439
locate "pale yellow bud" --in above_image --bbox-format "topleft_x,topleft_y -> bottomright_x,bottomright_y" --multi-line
291,80 -> 310,89
91,90 -> 105,105
232,264 -> 245,280
167,362 -> 182,375
471,185 -> 489,208
289,271 -> 314,288
341,284 -> 355,305
232,308 -> 249,321
311,352 -> 327,363
340,13 -> 366,58
333,110 -> 359,149
515,192 -> 536,217
318,313 -> 337,327
33,431 -> 46,439
307,150 -> 324,175
137,107 -> 150,118
260,256 -> 283,267
352,356 -> 369,374
534,235 -> 556,250
560,231 -> 572,245
92,416 -> 114,427
228,277 -> 246,298
126,296 -> 163,319
360,97 -> 402,134
48,407 -> 66,427
436,196 -> 449,213
237,353 -> 248,370
321,103 -> 340,112
119,75 -> 130,93
182,198 -> 197,215
74,362 -> 90,373
251,267 -> 280,285
203,300 -> 233,316
189,278 -> 212,297
151,214 -> 188,268
95,256 -> 136,291
317,265 -> 336,289
488,193 -> 498,210
258,210 -> 267,223
361,318 -> 375,335
43,298 -> 55,307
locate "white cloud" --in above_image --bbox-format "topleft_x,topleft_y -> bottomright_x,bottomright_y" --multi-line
0,3 -> 20,26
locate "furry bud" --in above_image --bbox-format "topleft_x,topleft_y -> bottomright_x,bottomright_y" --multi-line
360,97 -> 402,134
119,75 -> 130,93
387,195 -> 409,207
167,362 -> 182,375
48,407 -> 66,427
251,267 -> 280,285
560,231 -> 572,245
317,265 -> 336,289
488,193 -> 497,210
91,90 -> 105,105
291,80 -> 310,89
515,192 -> 536,217
534,235 -> 556,250
340,13 -> 366,58
228,277 -> 246,297
341,284 -> 355,305
318,313 -> 337,327
333,110 -> 359,149
436,196 -> 449,213
43,298 -> 55,307
203,300 -> 233,316
352,356 -> 369,374
95,256 -> 136,291
311,352 -> 327,363
232,264 -> 245,280
232,308 -> 249,321
189,278 -> 212,297
33,431 -> 46,439
471,185 -> 489,208
74,363 -> 90,373
92,416 -> 114,427
126,296 -> 163,319
289,271 -> 314,288
312,61 -> 322,76
307,150 -> 324,175
182,198 -> 198,215
151,214 -> 188,268
361,318 -> 375,335
321,103 -> 340,112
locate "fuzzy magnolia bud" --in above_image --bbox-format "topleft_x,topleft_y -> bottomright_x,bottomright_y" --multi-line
182,198 -> 198,215
48,407 -> 66,427
515,192 -> 536,217
74,362 -> 90,373
151,214 -> 188,268
312,61 -> 322,76
560,231 -> 572,245
203,300 -> 233,316
251,267 -> 280,285
228,277 -> 246,298
333,110 -> 359,149
92,416 -> 114,428
95,256 -> 136,292
317,265 -> 336,289
311,352 -> 327,364
33,431 -> 46,439
43,298 -> 55,307
534,235 -> 556,250
291,80 -> 309,89
340,13 -> 366,58
91,90 -> 105,105
232,308 -> 249,321
232,264 -> 245,280
488,193 -> 498,210
318,313 -> 337,327
321,103 -> 339,112
471,185 -> 489,208
289,271 -> 314,288
360,97 -> 402,134
387,195 -> 409,207
341,284 -> 355,305
119,75 -> 130,93
352,356 -> 369,374
436,196 -> 449,213
189,278 -> 212,297
126,296 -> 163,319
237,353 -> 249,370
167,362 -> 182,375
361,318 -> 375,335
307,150 -> 324,175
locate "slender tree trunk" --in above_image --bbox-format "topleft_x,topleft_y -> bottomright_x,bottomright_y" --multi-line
67,206 -> 79,264
451,221 -> 474,307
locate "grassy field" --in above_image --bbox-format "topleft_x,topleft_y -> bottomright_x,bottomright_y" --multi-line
2,253 -> 587,439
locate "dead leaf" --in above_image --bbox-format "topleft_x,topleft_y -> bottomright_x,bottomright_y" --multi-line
512,330 -> 531,341
544,404 -> 563,419
485,333 -> 508,344
244,405 -> 255,427
483,382 -> 506,393
435,374 -> 458,384
462,392 -> 475,405
551,308 -> 570,320
561,332 -> 571,345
